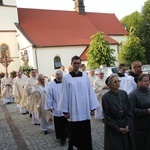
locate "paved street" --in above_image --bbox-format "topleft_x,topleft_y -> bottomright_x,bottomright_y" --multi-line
0,101 -> 104,150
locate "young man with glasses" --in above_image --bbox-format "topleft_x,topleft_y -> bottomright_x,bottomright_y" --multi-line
58,55 -> 99,150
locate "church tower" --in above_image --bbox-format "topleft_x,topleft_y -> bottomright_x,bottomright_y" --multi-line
0,0 -> 20,73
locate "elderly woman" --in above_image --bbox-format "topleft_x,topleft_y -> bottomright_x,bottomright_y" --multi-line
129,74 -> 150,150
102,74 -> 135,150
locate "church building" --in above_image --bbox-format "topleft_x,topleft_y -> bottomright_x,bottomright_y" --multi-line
0,0 -> 128,77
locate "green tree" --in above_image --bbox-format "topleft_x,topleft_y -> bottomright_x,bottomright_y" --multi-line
138,0 -> 150,63
87,32 -> 116,69
120,11 -> 142,35
118,27 -> 146,66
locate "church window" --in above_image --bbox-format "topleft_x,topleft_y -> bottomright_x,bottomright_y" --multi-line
0,44 -> 10,57
54,56 -> 62,69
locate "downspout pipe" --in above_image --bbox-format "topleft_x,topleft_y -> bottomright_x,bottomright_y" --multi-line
34,46 -> 39,72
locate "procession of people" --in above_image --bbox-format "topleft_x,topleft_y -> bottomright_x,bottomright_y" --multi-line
0,57 -> 150,150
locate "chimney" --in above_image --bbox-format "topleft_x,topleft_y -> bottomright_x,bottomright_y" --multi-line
73,0 -> 85,15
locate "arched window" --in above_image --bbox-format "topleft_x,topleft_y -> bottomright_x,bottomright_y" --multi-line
54,56 -> 62,69
0,44 -> 10,57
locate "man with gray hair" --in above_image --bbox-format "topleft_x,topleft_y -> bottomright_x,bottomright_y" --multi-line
45,70 -> 68,145
31,74 -> 53,134
24,69 -> 40,124
93,71 -> 109,119
88,69 -> 98,87
13,71 -> 28,114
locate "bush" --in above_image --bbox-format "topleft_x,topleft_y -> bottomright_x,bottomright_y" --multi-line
19,66 -> 33,76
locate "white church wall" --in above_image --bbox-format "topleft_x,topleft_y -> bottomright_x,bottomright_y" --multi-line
109,35 -> 127,44
110,45 -> 119,66
35,46 -> 86,77
0,6 -> 18,30
16,28 -> 34,67
3,0 -> 16,6
0,32 -> 20,73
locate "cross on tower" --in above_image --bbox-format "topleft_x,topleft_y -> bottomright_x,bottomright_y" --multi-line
0,54 -> 13,74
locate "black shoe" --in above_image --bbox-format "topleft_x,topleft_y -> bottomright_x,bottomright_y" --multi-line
68,146 -> 73,150
34,123 -> 40,125
26,111 -> 29,114
44,130 -> 48,134
29,114 -> 32,118
102,119 -> 105,123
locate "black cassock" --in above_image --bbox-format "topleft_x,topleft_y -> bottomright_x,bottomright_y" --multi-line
102,90 -> 135,150
129,88 -> 150,150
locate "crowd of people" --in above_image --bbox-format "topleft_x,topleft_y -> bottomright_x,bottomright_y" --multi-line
0,57 -> 150,150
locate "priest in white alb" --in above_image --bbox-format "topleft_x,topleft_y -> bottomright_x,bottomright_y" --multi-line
33,74 -> 53,134
24,69 -> 40,125
1,73 -> 14,104
88,69 -> 98,87
93,71 -> 109,119
58,55 -> 99,150
13,71 -> 28,114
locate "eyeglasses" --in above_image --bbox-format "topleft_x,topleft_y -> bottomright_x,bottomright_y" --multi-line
112,80 -> 121,84
72,62 -> 81,65
100,73 -> 104,75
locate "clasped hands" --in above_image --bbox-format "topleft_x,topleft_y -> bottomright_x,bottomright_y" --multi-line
119,126 -> 129,134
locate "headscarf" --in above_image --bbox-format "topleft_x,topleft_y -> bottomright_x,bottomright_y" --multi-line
105,74 -> 118,86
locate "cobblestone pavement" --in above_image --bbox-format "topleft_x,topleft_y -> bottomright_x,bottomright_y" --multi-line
0,101 -> 104,150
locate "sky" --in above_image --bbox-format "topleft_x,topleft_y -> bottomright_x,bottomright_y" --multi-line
16,0 -> 147,19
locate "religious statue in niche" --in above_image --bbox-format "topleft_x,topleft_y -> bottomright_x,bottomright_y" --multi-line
1,44 -> 9,57
21,50 -> 29,66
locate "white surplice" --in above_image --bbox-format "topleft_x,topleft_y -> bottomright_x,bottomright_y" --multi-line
123,75 -> 137,94
58,72 -> 99,122
45,81 -> 63,117
119,74 -> 128,90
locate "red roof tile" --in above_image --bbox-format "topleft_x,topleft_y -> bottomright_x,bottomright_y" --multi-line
17,8 -> 127,47
86,12 -> 128,35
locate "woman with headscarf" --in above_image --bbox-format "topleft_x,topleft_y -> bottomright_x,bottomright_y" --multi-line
102,74 -> 135,150
129,74 -> 150,150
